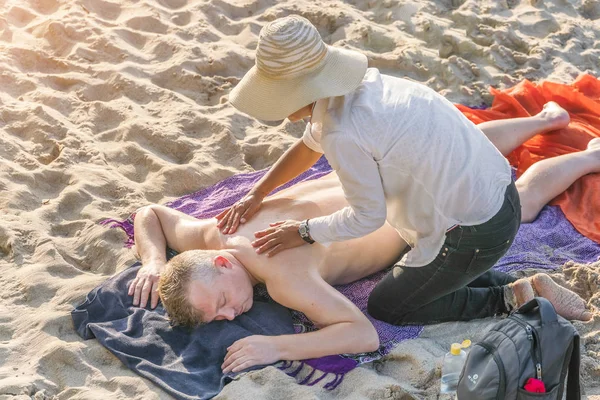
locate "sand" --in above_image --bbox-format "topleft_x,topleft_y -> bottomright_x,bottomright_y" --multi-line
0,0 -> 599,398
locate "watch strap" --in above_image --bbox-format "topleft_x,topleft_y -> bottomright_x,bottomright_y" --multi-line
299,219 -> 315,244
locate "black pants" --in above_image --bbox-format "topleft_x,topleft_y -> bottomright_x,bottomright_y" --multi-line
367,181 -> 521,325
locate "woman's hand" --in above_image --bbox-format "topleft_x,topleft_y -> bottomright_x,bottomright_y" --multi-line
216,192 -> 264,234
222,335 -> 281,374
252,220 -> 306,257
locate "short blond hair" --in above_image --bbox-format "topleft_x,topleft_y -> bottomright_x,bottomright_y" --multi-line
158,250 -> 223,327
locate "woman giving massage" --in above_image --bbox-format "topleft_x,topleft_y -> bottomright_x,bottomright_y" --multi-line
215,15 -> 593,326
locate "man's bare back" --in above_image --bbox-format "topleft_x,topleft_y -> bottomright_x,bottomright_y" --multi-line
162,171 -> 407,287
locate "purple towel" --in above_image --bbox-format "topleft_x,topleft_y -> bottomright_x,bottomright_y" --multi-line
102,157 -> 600,390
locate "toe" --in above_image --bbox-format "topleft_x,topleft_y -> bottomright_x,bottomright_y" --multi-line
580,310 -> 593,321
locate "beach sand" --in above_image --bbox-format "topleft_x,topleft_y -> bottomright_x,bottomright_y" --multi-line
0,0 -> 599,398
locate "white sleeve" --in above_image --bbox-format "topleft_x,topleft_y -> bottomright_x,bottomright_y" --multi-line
301,122 -> 324,154
308,132 -> 387,243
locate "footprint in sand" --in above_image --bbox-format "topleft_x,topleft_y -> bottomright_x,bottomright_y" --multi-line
81,0 -> 122,20
103,142 -> 164,183
580,0 -> 600,20
156,0 -> 188,10
126,15 -> 168,34
6,6 -> 37,28
27,0 -> 61,15
447,55 -> 480,80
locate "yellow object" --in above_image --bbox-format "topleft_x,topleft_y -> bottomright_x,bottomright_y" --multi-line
451,343 -> 462,355
461,339 -> 472,349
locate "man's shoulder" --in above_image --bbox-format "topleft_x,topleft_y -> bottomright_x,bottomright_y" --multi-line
263,260 -> 321,293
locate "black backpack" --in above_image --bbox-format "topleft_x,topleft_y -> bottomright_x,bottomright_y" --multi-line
456,297 -> 581,400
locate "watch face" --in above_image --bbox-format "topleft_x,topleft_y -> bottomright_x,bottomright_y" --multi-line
299,225 -> 308,235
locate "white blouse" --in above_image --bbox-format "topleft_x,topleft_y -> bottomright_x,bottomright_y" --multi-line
303,68 -> 512,267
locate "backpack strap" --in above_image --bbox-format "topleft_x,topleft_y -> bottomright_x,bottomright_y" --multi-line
517,297 -> 558,325
566,334 -> 581,400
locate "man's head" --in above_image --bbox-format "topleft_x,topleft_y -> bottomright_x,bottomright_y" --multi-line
158,250 -> 254,327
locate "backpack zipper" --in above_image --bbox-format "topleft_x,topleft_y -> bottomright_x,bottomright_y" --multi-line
527,326 -> 543,381
508,316 -> 543,380
477,342 -> 506,400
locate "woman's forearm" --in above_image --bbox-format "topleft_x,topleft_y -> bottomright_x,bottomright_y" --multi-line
251,139 -> 321,198
273,320 -> 379,361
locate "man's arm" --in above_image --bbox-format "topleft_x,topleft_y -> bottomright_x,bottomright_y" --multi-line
268,269 -> 380,359
130,205 -> 205,308
222,268 -> 379,372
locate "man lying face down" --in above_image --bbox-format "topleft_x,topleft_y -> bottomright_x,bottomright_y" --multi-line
130,170 -> 591,374
132,172 -> 406,373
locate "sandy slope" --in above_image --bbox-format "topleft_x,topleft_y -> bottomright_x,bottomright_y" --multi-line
0,0 -> 599,398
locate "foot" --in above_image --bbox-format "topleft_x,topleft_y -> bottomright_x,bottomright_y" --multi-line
584,138 -> 600,171
538,101 -> 570,131
508,278 -> 535,309
586,137 -> 600,151
530,273 -> 592,321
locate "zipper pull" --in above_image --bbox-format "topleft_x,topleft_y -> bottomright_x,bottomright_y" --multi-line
526,326 -> 533,340
536,363 -> 542,380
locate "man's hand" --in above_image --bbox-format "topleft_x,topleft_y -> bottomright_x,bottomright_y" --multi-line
216,192 -> 264,234
222,335 -> 281,374
252,220 -> 306,257
128,262 -> 163,309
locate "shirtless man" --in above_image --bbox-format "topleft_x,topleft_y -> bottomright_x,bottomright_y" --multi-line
130,103 -> 596,374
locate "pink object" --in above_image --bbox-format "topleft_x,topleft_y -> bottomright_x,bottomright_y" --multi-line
524,378 -> 546,393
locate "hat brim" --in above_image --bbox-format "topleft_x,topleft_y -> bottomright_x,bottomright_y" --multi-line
229,46 -> 368,121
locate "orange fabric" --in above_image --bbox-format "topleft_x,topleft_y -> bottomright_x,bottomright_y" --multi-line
456,75 -> 600,243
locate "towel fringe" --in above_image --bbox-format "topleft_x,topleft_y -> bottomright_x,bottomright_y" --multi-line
324,373 -> 345,390
306,370 -> 328,386
298,366 -> 316,385
278,361 -> 347,390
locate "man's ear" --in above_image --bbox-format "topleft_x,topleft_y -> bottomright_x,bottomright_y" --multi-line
213,255 -> 233,269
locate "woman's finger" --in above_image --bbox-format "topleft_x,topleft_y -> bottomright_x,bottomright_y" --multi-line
215,208 -> 229,221
229,208 -> 243,234
252,232 -> 277,247
267,244 -> 284,258
256,238 -> 281,254
216,209 -> 231,228
254,227 -> 275,238
223,207 -> 235,233
269,221 -> 286,227
239,206 -> 256,224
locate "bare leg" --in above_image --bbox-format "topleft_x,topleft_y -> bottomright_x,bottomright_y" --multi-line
477,102 -> 570,156
517,138 -> 600,222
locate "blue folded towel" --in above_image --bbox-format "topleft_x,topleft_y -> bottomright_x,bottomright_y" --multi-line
72,262 -> 295,400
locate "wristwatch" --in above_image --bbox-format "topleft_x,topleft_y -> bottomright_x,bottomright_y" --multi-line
298,219 -> 315,244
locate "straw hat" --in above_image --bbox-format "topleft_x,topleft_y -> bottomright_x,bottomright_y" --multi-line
229,15 -> 368,121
